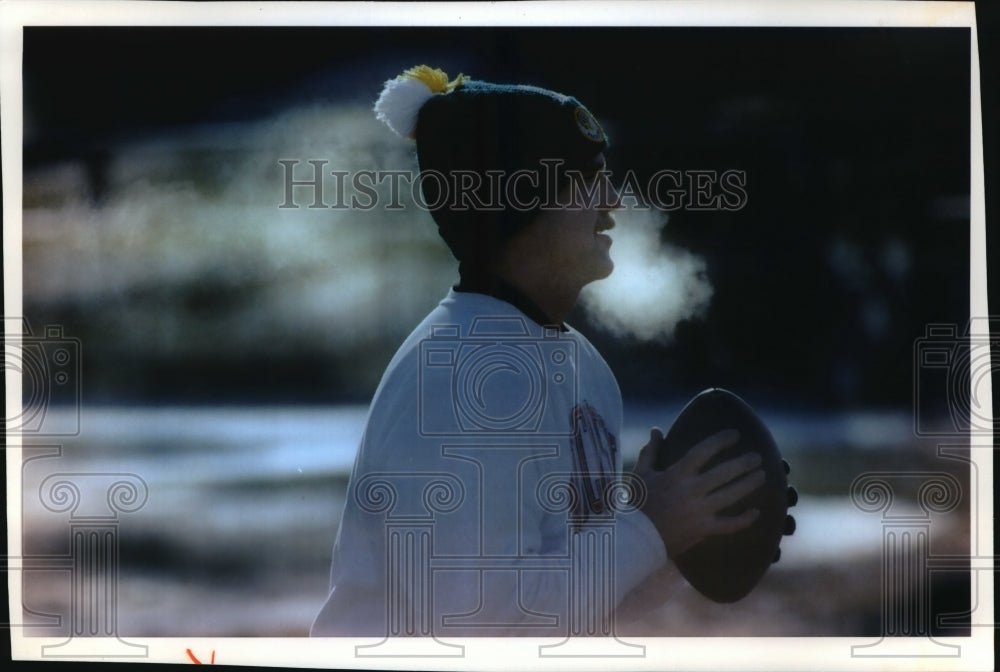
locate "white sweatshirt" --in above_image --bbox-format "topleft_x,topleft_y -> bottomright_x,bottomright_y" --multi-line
311,289 -> 667,637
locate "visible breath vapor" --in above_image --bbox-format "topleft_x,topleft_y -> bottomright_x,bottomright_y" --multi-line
579,208 -> 713,342
23,99 -> 711,369
21,103 -> 456,364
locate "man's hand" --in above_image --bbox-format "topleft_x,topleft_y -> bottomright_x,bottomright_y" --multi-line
633,427 -> 765,558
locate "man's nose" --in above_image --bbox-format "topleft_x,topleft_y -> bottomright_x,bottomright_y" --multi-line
600,176 -> 622,211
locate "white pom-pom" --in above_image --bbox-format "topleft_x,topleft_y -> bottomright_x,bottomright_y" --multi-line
374,76 -> 436,139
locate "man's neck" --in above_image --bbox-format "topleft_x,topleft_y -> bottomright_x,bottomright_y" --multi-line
455,271 -> 574,330
504,274 -> 580,327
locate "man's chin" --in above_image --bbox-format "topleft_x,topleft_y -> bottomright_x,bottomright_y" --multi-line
600,255 -> 615,278
586,260 -> 615,285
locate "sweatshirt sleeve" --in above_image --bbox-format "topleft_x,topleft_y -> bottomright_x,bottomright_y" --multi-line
464,440 -> 667,635
408,427 -> 667,636
610,504 -> 670,596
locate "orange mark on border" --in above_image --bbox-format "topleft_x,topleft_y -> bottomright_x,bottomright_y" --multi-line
186,648 -> 215,664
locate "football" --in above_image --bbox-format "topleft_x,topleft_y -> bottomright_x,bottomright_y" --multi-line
655,388 -> 789,603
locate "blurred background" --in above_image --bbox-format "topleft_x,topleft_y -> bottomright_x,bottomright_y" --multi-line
15,26 -> 977,637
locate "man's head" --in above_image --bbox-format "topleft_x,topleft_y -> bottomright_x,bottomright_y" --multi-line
375,66 -> 615,290
495,152 -> 619,297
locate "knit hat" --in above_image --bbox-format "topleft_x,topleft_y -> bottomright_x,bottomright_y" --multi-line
375,65 -> 608,267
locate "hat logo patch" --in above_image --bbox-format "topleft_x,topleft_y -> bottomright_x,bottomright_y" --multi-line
574,106 -> 605,143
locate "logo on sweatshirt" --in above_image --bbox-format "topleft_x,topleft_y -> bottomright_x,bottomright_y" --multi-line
569,401 -> 617,525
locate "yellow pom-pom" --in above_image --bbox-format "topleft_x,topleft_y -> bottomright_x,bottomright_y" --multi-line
402,65 -> 466,93
375,65 -> 469,139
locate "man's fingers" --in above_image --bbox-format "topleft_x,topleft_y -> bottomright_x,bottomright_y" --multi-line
683,428 -> 740,473
709,507 -> 760,535
633,427 -> 663,474
705,468 -> 765,510
700,451 -> 761,492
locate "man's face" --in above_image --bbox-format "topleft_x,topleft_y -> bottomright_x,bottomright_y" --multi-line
522,154 -> 619,289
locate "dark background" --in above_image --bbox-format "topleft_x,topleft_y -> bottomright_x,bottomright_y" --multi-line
19,25 -> 976,413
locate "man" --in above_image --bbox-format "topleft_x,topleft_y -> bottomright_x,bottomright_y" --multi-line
311,66 -> 764,638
